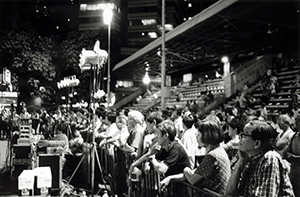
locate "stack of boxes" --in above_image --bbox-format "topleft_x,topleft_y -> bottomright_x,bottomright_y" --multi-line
18,166 -> 52,196
11,120 -> 33,179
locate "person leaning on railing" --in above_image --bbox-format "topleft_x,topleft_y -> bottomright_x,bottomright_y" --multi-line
147,120 -> 190,196
226,120 -> 295,196
128,111 -> 163,179
148,120 -> 190,177
160,120 -> 231,196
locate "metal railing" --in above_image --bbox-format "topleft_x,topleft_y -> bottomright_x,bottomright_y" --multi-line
94,145 -> 222,197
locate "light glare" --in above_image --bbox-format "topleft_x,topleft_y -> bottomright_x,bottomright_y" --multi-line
103,8 -> 113,25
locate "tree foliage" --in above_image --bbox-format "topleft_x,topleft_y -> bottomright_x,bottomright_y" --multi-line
0,25 -> 107,107
0,27 -> 56,102
59,29 -> 107,104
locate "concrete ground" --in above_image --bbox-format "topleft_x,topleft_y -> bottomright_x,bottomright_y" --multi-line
0,140 -> 9,169
0,140 -> 19,196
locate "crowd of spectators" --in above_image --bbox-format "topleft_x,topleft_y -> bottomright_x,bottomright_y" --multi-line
1,97 -> 299,196
1,64 -> 300,197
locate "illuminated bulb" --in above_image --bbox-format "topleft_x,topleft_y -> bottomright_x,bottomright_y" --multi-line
221,56 -> 229,63
143,73 -> 150,84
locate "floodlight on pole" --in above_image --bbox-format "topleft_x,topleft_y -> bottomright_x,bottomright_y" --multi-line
103,8 -> 113,25
221,56 -> 229,63
221,56 -> 230,77
103,8 -> 113,106
143,72 -> 150,85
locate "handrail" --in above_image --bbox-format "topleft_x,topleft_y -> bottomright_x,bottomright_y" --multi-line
94,145 -> 224,197
169,180 -> 223,197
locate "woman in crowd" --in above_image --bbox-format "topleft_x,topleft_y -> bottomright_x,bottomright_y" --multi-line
160,120 -> 231,196
221,118 -> 242,169
122,110 -> 145,159
222,118 -> 241,150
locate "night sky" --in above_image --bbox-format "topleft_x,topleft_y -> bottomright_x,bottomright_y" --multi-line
0,0 -> 218,38
0,0 -> 79,37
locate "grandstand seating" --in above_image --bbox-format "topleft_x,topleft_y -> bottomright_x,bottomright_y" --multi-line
265,65 -> 299,118
165,79 -> 225,109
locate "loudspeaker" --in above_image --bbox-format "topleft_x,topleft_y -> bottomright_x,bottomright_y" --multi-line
11,144 -> 31,180
37,154 -> 62,193
13,144 -> 31,159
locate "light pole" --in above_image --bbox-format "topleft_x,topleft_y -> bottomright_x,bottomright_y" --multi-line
103,8 -> 113,107
222,56 -> 230,77
161,0 -> 166,110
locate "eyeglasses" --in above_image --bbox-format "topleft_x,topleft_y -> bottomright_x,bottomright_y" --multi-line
239,133 -> 252,139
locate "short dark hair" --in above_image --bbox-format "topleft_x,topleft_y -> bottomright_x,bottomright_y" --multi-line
194,120 -> 224,145
107,111 -> 117,123
55,121 -> 68,134
182,113 -> 196,129
124,108 -> 130,116
176,109 -> 182,116
245,120 -> 278,151
146,112 -> 163,125
228,118 -> 243,134
96,108 -> 106,119
157,120 -> 176,141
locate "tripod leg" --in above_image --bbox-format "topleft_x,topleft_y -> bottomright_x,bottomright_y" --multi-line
68,154 -> 85,184
94,146 -> 115,196
94,146 -> 104,178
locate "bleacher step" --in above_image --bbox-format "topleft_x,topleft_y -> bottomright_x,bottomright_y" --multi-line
266,105 -> 289,109
277,75 -> 297,80
269,98 -> 292,102
277,69 -> 299,76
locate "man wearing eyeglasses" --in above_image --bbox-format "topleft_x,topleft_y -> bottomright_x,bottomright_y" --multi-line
226,120 -> 294,197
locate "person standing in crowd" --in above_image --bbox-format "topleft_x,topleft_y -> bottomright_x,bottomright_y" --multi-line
260,68 -> 278,104
275,114 -> 295,156
180,112 -> 198,169
9,105 -> 20,139
98,111 -> 118,145
100,115 -> 129,147
282,115 -> 300,197
142,111 -> 163,156
31,110 -> 40,134
160,120 -> 231,196
51,121 -> 69,153
101,114 -> 129,197
19,104 -> 31,120
204,110 -> 220,124
128,111 -> 163,178
221,118 -> 242,169
222,118 -> 242,150
149,120 -> 190,177
38,107 -> 55,139
122,110 -> 145,159
226,120 -> 294,196
171,109 -> 184,137
68,129 -> 84,155
285,128 -> 300,197
81,108 -> 105,142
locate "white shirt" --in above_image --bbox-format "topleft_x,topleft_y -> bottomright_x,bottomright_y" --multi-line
180,127 -> 198,169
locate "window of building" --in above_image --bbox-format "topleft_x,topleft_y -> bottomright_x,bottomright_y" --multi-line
165,24 -> 174,31
141,19 -> 157,26
116,81 -> 134,88
79,3 -> 118,12
148,32 -> 157,38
